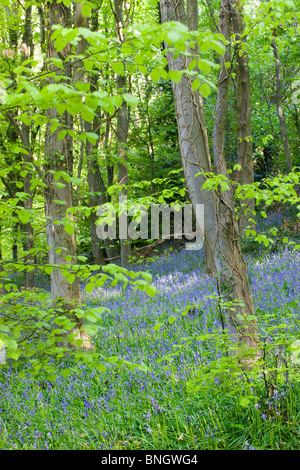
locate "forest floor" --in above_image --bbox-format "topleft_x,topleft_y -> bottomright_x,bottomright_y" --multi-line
1,231 -> 300,449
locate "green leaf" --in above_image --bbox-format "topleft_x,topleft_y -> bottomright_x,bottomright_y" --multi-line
141,272 -> 152,282
198,59 -> 212,74
135,54 -> 145,65
150,69 -> 161,83
47,374 -> 57,382
153,322 -> 163,331
86,132 -> 99,145
82,107 -> 95,123
85,314 -> 98,323
166,28 -> 186,45
138,65 -> 148,74
76,82 -> 90,93
81,2 -> 92,16
199,82 -> 211,98
137,364 -> 149,372
96,364 -> 106,373
211,39 -> 225,55
192,78 -> 201,91
122,93 -> 139,105
65,224 -> 75,235
85,94 -> 98,111
61,368 -> 72,378
7,349 -> 21,360
233,164 -> 241,172
57,103 -> 65,116
169,70 -> 182,84
83,324 -> 98,336
83,58 -> 94,71
5,338 -> 18,350
112,62 -> 125,75
188,59 -> 197,71
58,129 -> 67,140
85,283 -> 94,293
146,285 -> 156,298
67,274 -> 76,284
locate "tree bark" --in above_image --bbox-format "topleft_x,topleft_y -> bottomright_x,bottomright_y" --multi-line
271,38 -> 293,173
22,5 -> 35,288
212,0 -> 231,178
87,113 -> 107,267
44,0 -> 92,349
230,0 -> 254,235
113,0 -> 131,267
22,124 -> 35,289
74,3 -> 106,267
186,0 -> 215,275
160,0 -> 260,358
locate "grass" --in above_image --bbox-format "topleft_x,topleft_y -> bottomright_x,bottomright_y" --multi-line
0,246 -> 300,450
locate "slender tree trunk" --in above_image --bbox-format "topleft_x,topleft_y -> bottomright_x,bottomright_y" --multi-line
271,38 -> 299,196
230,0 -> 254,234
292,103 -> 300,162
12,222 -> 18,262
22,124 -> 35,288
74,4 -> 119,263
271,38 -> 293,173
116,73 -> 131,267
22,6 -> 35,288
105,121 -> 114,199
44,0 -> 92,349
186,0 -> 216,275
5,8 -> 21,265
113,0 -> 131,267
87,113 -> 106,267
75,118 -> 85,207
74,4 -> 106,267
224,112 -> 232,166
212,0 -> 231,177
160,0 -> 260,358
102,122 -> 120,260
259,71 -> 277,171
38,5 -> 46,49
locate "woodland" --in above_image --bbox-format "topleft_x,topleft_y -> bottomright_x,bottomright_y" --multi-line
0,0 -> 299,451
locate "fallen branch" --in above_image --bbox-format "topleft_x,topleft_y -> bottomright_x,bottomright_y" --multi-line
104,232 -> 194,262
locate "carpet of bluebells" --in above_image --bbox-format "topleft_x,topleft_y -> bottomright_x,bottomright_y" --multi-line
1,246 -> 300,450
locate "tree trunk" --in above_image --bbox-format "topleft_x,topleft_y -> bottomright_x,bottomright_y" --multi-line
22,7 -> 35,288
187,0 -> 216,275
22,124 -> 35,289
87,114 -> 107,267
74,4 -> 106,267
230,0 -> 254,235
44,0 -> 92,349
292,103 -> 300,161
102,122 -> 120,259
160,0 -> 260,358
212,0 -> 231,178
271,38 -> 293,173
113,0 -> 131,267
